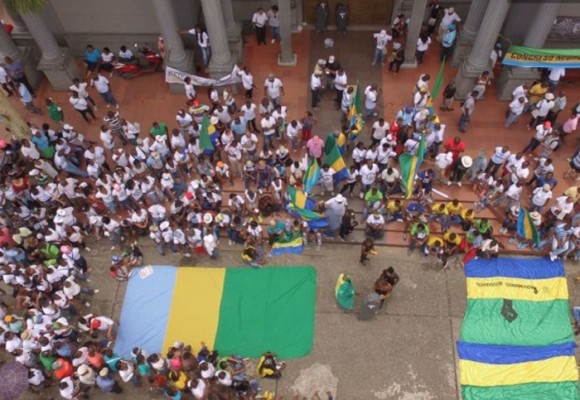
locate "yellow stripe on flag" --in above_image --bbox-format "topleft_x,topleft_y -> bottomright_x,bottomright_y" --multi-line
466,277 -> 569,302
459,356 -> 578,387
163,268 -> 225,354
295,189 -> 307,209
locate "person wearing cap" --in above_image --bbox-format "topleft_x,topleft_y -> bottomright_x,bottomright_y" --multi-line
413,86 -> 430,112
523,121 -> 552,154
458,90 -> 477,133
388,42 -> 405,73
365,211 -> 385,240
529,92 -> 555,129
96,367 -> 123,394
264,73 -> 284,107
325,193 -> 347,238
372,29 -> 392,66
531,184 -> 553,212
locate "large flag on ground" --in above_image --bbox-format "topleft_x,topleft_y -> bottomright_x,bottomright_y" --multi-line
458,257 -> 579,400
399,135 -> 427,199
303,157 -> 320,194
287,186 -> 328,229
324,137 -> 348,183
517,205 -> 540,243
199,115 -> 215,153
115,266 -> 317,359
347,84 -> 364,136
271,236 -> 304,256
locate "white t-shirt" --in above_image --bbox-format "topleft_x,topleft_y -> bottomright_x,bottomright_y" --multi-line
509,99 -> 525,115
373,32 -> 392,49
264,78 -> 283,98
261,116 -> 276,136
92,76 -> 110,93
548,68 -> 565,81
241,103 -> 257,120
372,121 -> 389,140
238,70 -> 253,90
416,36 -> 431,51
491,147 -> 510,164
252,12 -> 268,27
241,134 -> 258,151
532,187 -> 552,206
360,164 -> 379,185
364,86 -> 377,109
321,168 -> 336,183
440,10 -> 461,29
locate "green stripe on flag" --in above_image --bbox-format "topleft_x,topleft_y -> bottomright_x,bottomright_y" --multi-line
431,56 -> 446,101
463,381 -> 580,400
214,266 -> 317,358
460,299 -> 574,346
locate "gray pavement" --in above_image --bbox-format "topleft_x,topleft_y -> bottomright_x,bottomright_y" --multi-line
17,240 -> 580,400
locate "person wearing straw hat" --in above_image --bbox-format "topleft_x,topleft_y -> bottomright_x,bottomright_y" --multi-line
448,155 -> 472,187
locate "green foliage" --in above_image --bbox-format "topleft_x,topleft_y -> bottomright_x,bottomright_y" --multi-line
4,0 -> 47,15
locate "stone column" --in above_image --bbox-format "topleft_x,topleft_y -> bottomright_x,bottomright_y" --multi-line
3,2 -> 28,34
220,0 -> 243,64
200,0 -> 233,78
402,0 -> 428,67
496,1 -> 562,100
292,0 -> 304,32
454,0 -> 510,99
20,10 -> 80,91
151,0 -> 193,74
278,0 -> 297,66
0,24 -> 21,60
451,0 -> 490,67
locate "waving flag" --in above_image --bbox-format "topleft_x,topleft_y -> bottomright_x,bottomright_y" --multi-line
303,157 -> 320,194
287,186 -> 328,229
199,115 -> 215,153
324,136 -> 348,183
458,257 -> 578,400
335,273 -> 354,310
517,206 -> 540,243
399,135 -> 427,199
347,84 -> 364,136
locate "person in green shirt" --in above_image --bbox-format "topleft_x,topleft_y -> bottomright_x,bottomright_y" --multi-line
45,98 -> 64,124
473,218 -> 493,237
149,121 -> 168,137
409,222 -> 429,255
363,187 -> 384,219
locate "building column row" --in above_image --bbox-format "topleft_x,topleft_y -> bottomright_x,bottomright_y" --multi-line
496,1 -> 562,100
451,0 -> 490,67
454,0 -> 511,99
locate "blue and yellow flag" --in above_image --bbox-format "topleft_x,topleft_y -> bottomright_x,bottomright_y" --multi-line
347,84 -> 364,136
324,139 -> 348,183
517,206 -> 540,243
303,157 -> 320,194
399,135 -> 426,199
287,186 -> 328,229
459,257 -> 579,400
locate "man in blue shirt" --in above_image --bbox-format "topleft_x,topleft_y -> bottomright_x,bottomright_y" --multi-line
84,44 -> 101,76
441,24 -> 457,62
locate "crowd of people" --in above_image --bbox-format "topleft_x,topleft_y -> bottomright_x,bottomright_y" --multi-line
0,1 -> 579,400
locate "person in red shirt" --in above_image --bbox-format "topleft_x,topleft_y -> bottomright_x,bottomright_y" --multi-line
444,136 -> 465,160
53,358 -> 74,380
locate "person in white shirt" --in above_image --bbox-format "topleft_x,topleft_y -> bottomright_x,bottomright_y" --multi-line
237,66 -> 255,99
486,146 -> 511,176
438,7 -> 461,39
240,100 -> 258,132
0,65 -> 15,96
435,151 -> 453,183
241,131 -> 258,160
512,83 -> 528,101
359,159 -> 379,197
548,67 -> 565,91
529,93 -> 555,128
267,5 -> 281,43
118,45 -> 134,62
550,196 -> 574,220
264,73 -> 284,107
372,29 -> 392,65
183,76 -> 196,104
69,91 -> 96,122
505,96 -> 527,128
510,160 -> 530,184
416,33 -> 431,64
363,84 -> 379,118
523,121 -> 552,154
333,68 -> 348,109
320,164 -> 336,195
181,25 -> 210,66
371,118 -> 389,145
531,184 -> 553,212
310,72 -> 322,110
252,7 -> 269,45
91,73 -> 118,108
70,78 -> 97,109
260,112 -> 276,147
